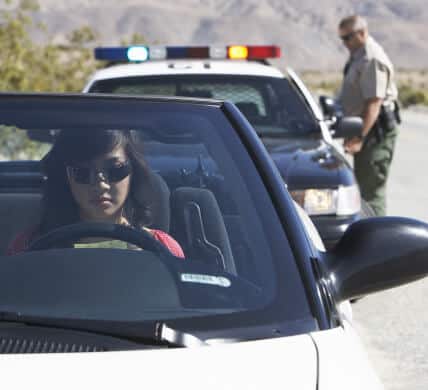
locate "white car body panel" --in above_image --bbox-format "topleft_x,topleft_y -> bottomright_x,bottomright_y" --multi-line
2,323 -> 384,390
286,67 -> 337,146
2,332 -> 317,389
286,67 -> 324,122
312,321 -> 384,390
83,60 -> 285,92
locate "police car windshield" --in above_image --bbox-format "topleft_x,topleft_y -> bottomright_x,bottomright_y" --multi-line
89,75 -> 320,138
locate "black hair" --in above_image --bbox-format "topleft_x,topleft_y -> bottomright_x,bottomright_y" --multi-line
39,129 -> 153,235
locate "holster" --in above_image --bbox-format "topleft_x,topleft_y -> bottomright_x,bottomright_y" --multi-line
371,121 -> 385,143
378,104 -> 397,132
393,101 -> 402,124
368,103 -> 397,143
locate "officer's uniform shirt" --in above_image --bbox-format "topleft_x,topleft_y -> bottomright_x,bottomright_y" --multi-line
338,36 -> 398,117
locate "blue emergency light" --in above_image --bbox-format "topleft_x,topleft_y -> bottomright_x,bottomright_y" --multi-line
94,46 -> 150,62
127,46 -> 149,61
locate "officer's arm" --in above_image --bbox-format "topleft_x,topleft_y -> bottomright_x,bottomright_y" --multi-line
359,59 -> 388,138
361,97 -> 382,138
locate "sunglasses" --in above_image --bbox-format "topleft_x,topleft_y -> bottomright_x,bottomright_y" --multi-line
67,161 -> 132,185
340,31 -> 358,42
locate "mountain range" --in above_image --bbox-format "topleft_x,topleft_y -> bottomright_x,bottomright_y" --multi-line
25,0 -> 428,70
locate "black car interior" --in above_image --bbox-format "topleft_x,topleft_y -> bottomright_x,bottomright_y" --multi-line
0,161 -> 236,274
0,130 -> 249,284
0,149 -> 271,351
0,101 -> 285,296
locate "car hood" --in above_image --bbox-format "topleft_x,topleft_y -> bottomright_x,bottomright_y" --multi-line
263,138 -> 348,189
312,323 -> 384,390
1,333 -> 317,389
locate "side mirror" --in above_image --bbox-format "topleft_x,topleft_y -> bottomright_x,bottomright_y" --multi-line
319,95 -> 343,119
323,217 -> 428,302
333,116 -> 363,138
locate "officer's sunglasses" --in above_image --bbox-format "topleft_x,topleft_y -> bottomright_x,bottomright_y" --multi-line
340,30 -> 358,42
67,160 -> 132,185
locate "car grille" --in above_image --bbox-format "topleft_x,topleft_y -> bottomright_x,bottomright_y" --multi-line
0,338 -> 105,353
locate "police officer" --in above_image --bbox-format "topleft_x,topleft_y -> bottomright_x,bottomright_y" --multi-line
337,15 -> 400,216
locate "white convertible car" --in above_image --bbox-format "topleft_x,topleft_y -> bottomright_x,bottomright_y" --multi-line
1,92 -> 427,389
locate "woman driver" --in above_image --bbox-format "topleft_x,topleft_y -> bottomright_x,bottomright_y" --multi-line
7,129 -> 184,257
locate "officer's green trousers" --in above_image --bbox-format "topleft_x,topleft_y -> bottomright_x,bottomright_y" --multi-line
354,127 -> 398,216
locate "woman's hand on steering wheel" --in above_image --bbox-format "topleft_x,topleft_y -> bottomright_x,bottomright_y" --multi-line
28,222 -> 172,257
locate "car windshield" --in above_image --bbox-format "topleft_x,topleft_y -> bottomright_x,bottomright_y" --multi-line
88,75 -> 320,138
0,94 -> 314,342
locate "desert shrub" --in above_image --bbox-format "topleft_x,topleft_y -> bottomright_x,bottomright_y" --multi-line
398,84 -> 428,108
0,0 -> 146,160
0,0 -> 100,92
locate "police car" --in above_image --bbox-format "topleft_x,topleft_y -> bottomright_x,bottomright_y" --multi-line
83,45 -> 368,248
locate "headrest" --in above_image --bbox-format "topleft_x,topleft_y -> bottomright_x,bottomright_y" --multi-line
135,172 -> 170,232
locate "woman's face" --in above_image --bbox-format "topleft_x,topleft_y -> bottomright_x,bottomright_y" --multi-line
67,146 -> 132,223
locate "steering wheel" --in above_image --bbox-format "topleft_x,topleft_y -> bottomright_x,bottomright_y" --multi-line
28,222 -> 172,256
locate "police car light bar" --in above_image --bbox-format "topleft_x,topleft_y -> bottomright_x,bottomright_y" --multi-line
94,45 -> 281,62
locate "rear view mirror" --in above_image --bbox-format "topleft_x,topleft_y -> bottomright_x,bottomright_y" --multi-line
332,116 -> 363,139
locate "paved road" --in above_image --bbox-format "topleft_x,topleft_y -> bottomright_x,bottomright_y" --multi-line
351,109 -> 428,390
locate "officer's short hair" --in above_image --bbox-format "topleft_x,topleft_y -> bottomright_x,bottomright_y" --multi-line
339,15 -> 368,32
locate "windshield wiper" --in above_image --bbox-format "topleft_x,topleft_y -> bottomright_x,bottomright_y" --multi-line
157,323 -> 207,347
0,311 -> 207,348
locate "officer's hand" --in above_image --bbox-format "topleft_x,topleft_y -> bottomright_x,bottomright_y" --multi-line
344,137 -> 363,154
